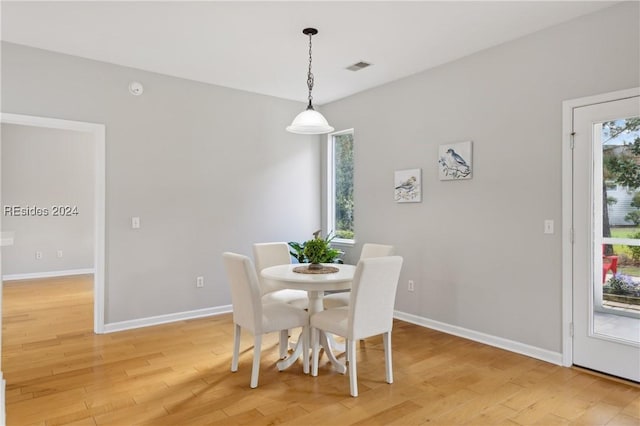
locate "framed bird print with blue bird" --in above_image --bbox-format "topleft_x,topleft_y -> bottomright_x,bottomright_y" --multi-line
394,168 -> 422,203
438,141 -> 473,180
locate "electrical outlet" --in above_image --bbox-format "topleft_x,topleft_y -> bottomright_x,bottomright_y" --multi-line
132,217 -> 141,229
196,276 -> 204,288
35,251 -> 43,260
408,280 -> 415,292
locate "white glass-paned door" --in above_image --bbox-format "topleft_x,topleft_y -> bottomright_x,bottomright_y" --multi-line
572,93 -> 640,382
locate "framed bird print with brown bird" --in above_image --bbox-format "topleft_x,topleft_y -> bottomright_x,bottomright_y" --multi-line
394,168 -> 422,203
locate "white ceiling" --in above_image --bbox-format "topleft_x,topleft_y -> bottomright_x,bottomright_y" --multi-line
1,1 -> 619,105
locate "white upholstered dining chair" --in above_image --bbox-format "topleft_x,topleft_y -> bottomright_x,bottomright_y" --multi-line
253,242 -> 308,309
253,242 -> 309,358
222,252 -> 309,388
310,256 -> 403,397
323,243 -> 395,309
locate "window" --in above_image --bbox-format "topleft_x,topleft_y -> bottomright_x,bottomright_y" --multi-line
327,129 -> 354,243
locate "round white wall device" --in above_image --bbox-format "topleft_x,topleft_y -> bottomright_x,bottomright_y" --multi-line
128,81 -> 144,96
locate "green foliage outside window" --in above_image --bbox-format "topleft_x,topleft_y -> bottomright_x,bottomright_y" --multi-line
625,192 -> 640,225
602,118 -> 640,256
334,133 -> 354,240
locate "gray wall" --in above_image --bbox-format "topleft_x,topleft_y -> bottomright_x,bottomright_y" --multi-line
322,2 -> 640,353
1,42 -> 321,323
2,2 -> 637,352
2,124 -> 95,276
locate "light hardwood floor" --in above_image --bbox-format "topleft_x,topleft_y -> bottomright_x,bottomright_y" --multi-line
2,275 -> 639,425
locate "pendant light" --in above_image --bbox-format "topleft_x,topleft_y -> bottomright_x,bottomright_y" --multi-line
286,28 -> 334,135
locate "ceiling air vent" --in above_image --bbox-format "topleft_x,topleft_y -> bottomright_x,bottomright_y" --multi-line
346,61 -> 372,71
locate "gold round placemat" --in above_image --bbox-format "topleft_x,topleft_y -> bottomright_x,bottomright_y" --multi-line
293,265 -> 339,274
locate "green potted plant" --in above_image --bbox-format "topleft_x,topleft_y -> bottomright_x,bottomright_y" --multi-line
288,241 -> 306,263
289,230 -> 342,269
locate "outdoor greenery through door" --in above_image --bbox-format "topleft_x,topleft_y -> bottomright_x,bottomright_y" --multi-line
602,118 -> 640,314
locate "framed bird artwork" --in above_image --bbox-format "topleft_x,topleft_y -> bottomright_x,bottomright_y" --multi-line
394,168 -> 422,203
438,141 -> 473,180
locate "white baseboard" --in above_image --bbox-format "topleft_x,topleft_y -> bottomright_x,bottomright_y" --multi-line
2,268 -> 94,281
394,310 -> 563,366
103,305 -> 233,333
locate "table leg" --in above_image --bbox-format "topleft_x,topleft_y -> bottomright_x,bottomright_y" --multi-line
320,331 -> 347,374
276,330 -> 304,371
327,334 -> 345,353
276,289 -> 347,373
308,290 -> 347,374
276,290 -> 323,373
307,290 -> 323,314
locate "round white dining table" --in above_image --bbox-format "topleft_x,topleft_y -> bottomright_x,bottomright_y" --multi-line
260,263 -> 356,373
261,263 -> 355,312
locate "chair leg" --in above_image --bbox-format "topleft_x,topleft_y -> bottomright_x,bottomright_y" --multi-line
345,340 -> 349,363
302,326 -> 309,374
383,331 -> 393,384
231,324 -> 241,372
250,334 -> 263,388
311,327 -> 319,377
279,329 -> 288,359
347,339 -> 358,397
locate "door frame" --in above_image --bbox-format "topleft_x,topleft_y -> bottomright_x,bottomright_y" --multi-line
0,113 -> 106,334
561,87 -> 640,367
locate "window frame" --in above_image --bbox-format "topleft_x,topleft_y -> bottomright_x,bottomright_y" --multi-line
326,128 -> 355,246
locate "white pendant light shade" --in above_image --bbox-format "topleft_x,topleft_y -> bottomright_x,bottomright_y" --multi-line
286,108 -> 334,134
287,27 -> 333,136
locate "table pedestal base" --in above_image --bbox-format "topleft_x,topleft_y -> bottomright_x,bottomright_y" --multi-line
277,330 -> 346,374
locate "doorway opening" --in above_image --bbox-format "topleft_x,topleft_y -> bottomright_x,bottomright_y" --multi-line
0,113 -> 105,334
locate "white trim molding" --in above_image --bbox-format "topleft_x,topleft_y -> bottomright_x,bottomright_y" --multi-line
2,269 -> 94,281
103,305 -> 233,334
0,113 -> 106,334
394,310 -> 563,366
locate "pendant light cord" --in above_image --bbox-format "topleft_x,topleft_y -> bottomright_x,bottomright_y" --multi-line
306,32 -> 315,110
